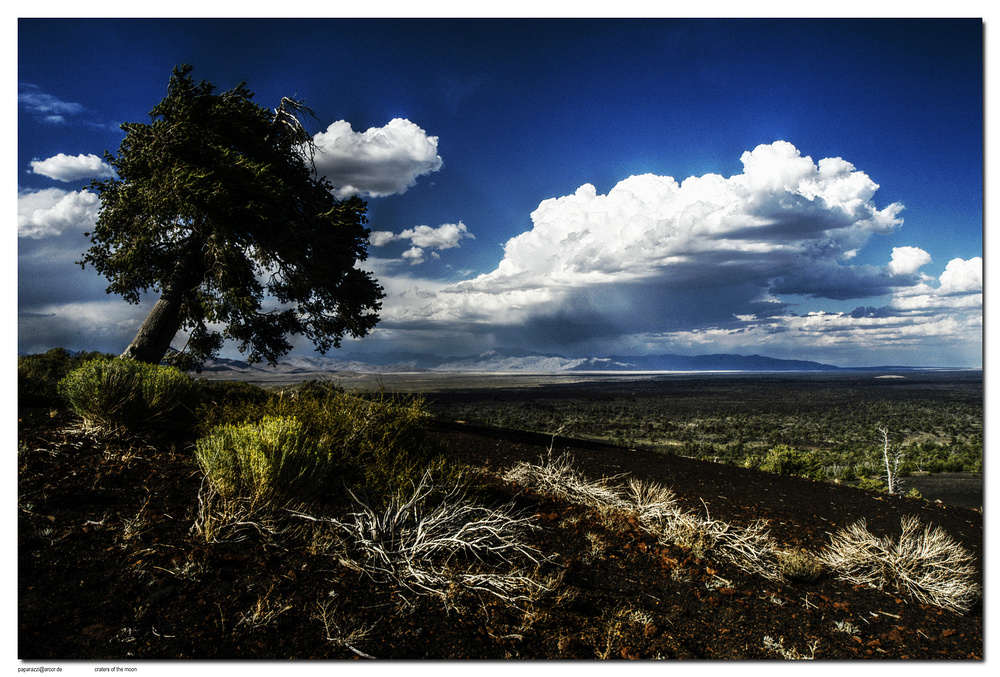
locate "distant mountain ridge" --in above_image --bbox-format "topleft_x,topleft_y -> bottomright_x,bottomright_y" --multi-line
26,346 -> 953,374
195,348 -> 843,375
198,354 -> 430,375
598,353 -> 840,372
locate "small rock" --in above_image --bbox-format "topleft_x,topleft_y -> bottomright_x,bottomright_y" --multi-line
558,636 -> 578,654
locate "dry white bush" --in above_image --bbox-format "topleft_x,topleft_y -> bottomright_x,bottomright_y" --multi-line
701,516 -> 782,581
654,507 -> 782,581
508,454 -> 784,581
503,449 -> 627,509
820,515 -> 981,613
295,470 -> 550,610
237,593 -> 292,630
763,634 -> 819,660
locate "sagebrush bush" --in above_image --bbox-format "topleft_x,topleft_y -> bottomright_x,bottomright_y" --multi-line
855,476 -> 888,493
196,383 -> 452,502
18,348 -> 113,407
287,378 -> 345,400
198,379 -> 271,407
196,415 -> 338,503
327,390 -> 438,496
57,356 -> 200,439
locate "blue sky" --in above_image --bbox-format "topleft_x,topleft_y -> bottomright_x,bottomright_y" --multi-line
16,15 -> 985,367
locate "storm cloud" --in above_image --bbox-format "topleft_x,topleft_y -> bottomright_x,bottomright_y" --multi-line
368,142 -> 980,363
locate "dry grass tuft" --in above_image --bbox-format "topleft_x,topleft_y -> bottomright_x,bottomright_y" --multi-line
776,548 -> 824,583
506,452 -> 784,581
191,479 -> 302,544
504,449 -> 627,509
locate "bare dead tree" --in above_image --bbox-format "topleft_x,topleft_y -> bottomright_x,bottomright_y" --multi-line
878,426 -> 904,495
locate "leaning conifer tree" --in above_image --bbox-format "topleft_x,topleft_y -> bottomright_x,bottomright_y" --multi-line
81,65 -> 384,368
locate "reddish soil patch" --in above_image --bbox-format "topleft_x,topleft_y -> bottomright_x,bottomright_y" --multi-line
19,408 -> 982,660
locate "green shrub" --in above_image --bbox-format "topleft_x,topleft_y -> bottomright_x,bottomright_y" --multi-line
345,393 -> 440,495
195,415 -> 338,503
199,378 -> 271,406
195,384 -> 454,503
745,444 -> 822,480
18,348 -> 113,407
856,476 -> 888,493
195,379 -> 273,432
299,389 -> 456,503
57,357 -> 200,439
287,378 -> 345,400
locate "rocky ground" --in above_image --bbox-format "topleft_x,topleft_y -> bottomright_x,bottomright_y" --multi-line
18,406 -> 982,661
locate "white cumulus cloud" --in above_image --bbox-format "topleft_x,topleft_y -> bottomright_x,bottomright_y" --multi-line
18,188 -> 100,239
371,222 -> 473,249
938,257 -> 982,294
369,222 -> 474,265
358,141 -> 979,365
452,141 -> 904,300
368,231 -> 397,247
400,223 -> 473,249
401,246 -> 427,265
312,118 -> 443,199
30,153 -> 116,182
887,246 -> 932,276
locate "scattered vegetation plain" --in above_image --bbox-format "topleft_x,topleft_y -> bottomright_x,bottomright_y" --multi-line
421,371 -> 983,488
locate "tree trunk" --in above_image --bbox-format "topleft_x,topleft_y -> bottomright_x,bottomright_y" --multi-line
120,243 -> 204,364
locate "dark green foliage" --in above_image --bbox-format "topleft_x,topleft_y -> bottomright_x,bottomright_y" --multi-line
195,379 -> 272,432
856,476 -> 888,493
198,378 -> 272,405
339,392 -> 459,502
290,378 -> 346,400
81,65 -> 384,367
17,348 -> 114,406
428,373 -> 982,480
57,356 -> 201,440
744,445 -> 823,480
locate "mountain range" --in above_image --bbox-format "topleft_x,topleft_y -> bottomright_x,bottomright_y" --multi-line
196,348 -> 848,375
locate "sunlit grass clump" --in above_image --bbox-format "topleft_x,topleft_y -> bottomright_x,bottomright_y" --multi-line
195,415 -> 337,503
198,382 -> 452,503
57,356 -> 200,439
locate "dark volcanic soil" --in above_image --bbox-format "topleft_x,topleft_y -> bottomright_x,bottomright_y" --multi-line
18,407 -> 983,661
